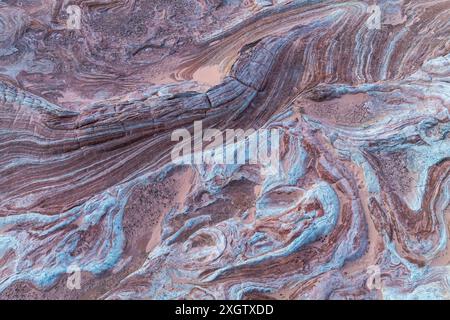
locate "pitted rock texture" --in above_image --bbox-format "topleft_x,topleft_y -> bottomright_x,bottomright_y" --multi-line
0,0 -> 449,300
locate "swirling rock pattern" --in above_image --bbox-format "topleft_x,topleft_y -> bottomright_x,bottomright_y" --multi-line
0,0 -> 449,300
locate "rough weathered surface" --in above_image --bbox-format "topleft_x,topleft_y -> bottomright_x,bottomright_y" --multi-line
0,0 -> 449,300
